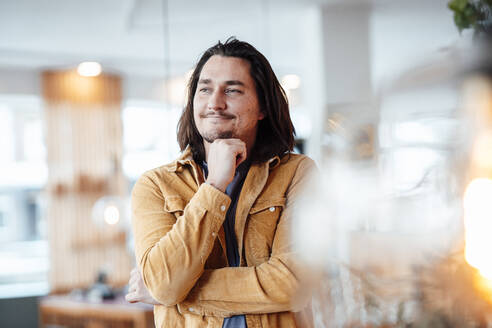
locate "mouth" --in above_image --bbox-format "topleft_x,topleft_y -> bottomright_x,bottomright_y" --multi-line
200,113 -> 235,120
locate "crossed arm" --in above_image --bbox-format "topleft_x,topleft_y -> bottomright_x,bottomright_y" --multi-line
127,152 -> 315,317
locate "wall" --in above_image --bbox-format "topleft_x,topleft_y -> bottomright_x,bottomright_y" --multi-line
0,296 -> 39,328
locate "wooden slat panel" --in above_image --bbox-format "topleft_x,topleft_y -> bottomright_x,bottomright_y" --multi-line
43,70 -> 131,292
42,71 -> 121,106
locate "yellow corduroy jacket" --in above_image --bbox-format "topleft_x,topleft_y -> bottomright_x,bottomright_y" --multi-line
131,147 -> 316,328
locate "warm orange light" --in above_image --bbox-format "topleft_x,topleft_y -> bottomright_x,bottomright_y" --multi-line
463,178 -> 492,280
473,270 -> 492,304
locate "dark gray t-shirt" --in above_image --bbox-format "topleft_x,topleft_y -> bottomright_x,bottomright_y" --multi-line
202,160 -> 250,328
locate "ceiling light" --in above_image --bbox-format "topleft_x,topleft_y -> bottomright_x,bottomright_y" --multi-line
77,62 -> 102,77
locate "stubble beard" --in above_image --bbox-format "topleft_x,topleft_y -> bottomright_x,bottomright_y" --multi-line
197,112 -> 236,143
202,130 -> 234,143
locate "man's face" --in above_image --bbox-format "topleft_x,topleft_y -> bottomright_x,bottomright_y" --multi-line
193,55 -> 264,148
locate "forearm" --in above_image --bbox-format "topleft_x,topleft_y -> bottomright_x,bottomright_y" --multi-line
177,157 -> 318,317
133,177 -> 231,306
177,254 -> 310,317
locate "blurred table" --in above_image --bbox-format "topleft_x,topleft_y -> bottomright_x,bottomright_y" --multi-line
39,294 -> 154,328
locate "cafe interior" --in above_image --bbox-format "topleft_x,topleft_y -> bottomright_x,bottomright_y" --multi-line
0,0 -> 491,327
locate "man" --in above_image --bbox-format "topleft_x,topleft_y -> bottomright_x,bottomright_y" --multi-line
126,38 -> 316,327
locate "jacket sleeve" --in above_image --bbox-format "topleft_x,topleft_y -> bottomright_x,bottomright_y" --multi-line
131,172 -> 231,306
177,157 -> 318,317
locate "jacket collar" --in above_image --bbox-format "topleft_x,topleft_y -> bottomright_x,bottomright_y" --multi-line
166,146 -> 195,173
166,146 -> 284,265
167,145 -> 282,173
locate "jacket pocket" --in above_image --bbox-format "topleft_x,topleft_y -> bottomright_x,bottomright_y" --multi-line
164,195 -> 186,218
249,198 -> 286,215
245,197 -> 286,265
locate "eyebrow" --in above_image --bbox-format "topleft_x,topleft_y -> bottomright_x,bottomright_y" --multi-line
197,79 -> 245,86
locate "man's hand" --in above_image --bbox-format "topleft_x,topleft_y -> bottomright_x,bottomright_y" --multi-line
205,138 -> 247,192
125,267 -> 160,305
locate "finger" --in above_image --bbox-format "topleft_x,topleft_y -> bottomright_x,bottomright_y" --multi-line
128,276 -> 138,285
224,138 -> 245,147
129,274 -> 139,286
231,143 -> 247,167
129,269 -> 141,284
125,292 -> 138,303
238,145 -> 247,166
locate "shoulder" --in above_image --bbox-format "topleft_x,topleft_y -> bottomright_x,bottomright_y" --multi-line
261,153 -> 317,191
136,147 -> 195,183
277,152 -> 317,174
258,153 -> 318,202
132,156 -> 195,196
277,153 -> 319,194
136,162 -> 176,184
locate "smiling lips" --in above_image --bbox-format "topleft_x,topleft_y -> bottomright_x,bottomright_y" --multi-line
201,113 -> 235,119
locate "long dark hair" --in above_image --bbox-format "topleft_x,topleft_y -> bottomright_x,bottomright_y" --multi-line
177,37 -> 295,164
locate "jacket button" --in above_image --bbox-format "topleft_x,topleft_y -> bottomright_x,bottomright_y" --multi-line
211,232 -> 216,237
269,207 -> 275,212
220,205 -> 226,212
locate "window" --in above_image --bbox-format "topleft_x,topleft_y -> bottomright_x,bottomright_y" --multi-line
122,100 -> 181,182
0,95 -> 48,298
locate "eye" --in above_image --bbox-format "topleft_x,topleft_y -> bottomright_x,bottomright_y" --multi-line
199,87 -> 211,93
225,88 -> 242,94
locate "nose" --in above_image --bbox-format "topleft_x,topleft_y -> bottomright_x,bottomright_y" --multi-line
207,89 -> 226,110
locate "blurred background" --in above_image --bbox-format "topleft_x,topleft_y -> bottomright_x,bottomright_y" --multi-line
0,0 -> 488,327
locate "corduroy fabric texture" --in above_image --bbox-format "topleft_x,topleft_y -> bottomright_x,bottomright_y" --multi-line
131,147 -> 316,328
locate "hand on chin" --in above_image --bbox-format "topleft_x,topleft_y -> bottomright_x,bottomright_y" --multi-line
204,138 -> 247,192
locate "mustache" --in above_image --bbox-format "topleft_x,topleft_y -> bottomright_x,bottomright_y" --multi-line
200,112 -> 235,119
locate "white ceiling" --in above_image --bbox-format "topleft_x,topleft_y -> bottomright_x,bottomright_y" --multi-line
0,0 -> 316,78
0,0 -> 460,106
0,0 -> 412,79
